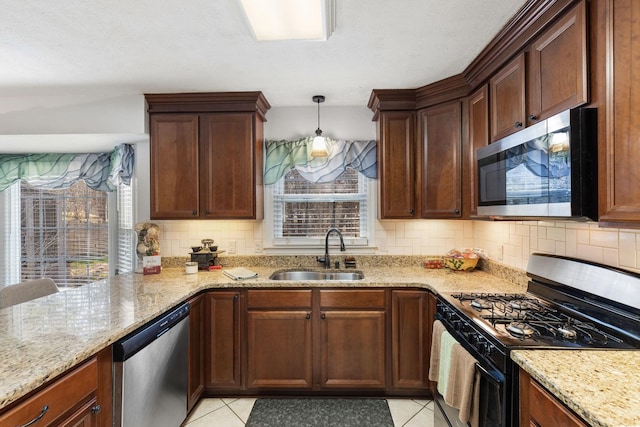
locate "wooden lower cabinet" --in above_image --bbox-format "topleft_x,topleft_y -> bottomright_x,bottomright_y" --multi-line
205,291 -> 242,389
391,290 -> 431,389
201,288 -> 433,395
188,294 -> 205,410
247,290 -> 313,389
319,289 -> 387,389
519,369 -> 587,427
0,357 -> 101,427
319,309 -> 386,389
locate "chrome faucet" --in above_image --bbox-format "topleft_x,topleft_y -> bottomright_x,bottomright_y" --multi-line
317,228 -> 346,269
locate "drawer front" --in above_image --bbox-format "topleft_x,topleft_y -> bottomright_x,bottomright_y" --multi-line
247,290 -> 312,309
320,290 -> 386,309
0,358 -> 98,426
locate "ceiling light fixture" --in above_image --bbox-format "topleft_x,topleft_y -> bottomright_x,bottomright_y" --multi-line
239,0 -> 335,41
311,95 -> 328,157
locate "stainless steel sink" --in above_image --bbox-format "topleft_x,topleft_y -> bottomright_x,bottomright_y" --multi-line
269,270 -> 364,281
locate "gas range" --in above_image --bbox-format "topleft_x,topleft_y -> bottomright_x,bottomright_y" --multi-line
433,254 -> 640,427
439,291 -> 637,350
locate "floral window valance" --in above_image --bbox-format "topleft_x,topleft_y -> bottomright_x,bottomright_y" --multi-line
264,137 -> 376,185
0,143 -> 134,192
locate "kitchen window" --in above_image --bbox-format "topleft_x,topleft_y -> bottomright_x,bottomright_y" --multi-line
266,168 -> 375,249
0,180 -> 134,287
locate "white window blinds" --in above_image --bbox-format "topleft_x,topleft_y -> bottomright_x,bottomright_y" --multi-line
272,168 -> 368,245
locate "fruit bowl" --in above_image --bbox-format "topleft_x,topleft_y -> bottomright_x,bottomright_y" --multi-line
444,250 -> 480,271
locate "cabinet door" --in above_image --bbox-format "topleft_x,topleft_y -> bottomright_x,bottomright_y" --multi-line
319,310 -> 386,389
206,291 -> 242,389
58,397 -> 99,427
200,113 -> 258,219
391,290 -> 429,389
247,310 -> 313,389
528,0 -> 587,122
419,101 -> 462,218
490,53 -> 526,141
188,295 -> 205,410
150,114 -> 200,219
596,0 -> 640,223
378,111 -> 417,218
465,85 -> 489,217
519,369 -> 587,427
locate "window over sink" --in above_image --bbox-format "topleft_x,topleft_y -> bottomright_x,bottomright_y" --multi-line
265,168 -> 375,249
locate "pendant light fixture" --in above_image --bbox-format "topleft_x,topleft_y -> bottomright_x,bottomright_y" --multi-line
311,95 -> 329,157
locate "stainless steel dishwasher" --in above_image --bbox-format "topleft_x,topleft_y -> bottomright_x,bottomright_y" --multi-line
113,302 -> 190,427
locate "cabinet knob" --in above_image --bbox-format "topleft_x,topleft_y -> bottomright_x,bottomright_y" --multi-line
306,313 -> 311,320
515,121 -> 523,128
91,404 -> 102,414
454,209 -> 460,214
234,294 -> 239,301
321,313 -> 326,320
409,209 -> 415,216
192,210 -> 197,215
204,209 -> 210,215
528,115 -> 538,122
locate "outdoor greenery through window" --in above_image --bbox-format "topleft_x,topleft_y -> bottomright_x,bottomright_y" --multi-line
20,181 -> 110,286
272,168 -> 368,244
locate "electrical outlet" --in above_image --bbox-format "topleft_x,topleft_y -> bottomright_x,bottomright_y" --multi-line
254,241 -> 263,253
228,240 -> 237,254
497,244 -> 504,261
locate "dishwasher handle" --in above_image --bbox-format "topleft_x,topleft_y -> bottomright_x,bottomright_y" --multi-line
114,302 -> 190,362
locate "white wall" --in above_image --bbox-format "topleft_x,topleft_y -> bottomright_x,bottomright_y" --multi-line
5,96 -> 639,274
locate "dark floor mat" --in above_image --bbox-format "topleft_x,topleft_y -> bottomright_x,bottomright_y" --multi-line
246,398 -> 394,427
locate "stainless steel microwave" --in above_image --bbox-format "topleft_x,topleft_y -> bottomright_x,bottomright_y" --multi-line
477,108 -> 597,220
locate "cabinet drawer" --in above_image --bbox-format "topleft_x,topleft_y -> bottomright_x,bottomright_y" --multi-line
247,290 -> 312,309
320,290 -> 386,309
0,358 -> 98,426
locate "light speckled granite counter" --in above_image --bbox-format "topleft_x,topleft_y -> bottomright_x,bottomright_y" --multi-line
0,264 -> 521,410
512,350 -> 640,427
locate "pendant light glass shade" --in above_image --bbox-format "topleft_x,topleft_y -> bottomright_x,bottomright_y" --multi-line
311,95 -> 328,157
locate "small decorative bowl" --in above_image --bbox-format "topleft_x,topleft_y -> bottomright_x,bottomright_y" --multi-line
444,256 -> 479,271
210,245 -> 218,252
191,246 -> 202,253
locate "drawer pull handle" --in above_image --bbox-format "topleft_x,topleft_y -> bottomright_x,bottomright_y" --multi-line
19,405 -> 49,427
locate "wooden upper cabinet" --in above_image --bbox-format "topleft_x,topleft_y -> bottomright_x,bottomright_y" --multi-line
419,101 -> 462,218
150,114 -> 200,219
146,92 -> 270,220
490,53 -> 526,141
378,110 -> 417,219
528,0 -> 588,123
200,113 -> 257,218
465,85 -> 489,217
596,0 -> 640,223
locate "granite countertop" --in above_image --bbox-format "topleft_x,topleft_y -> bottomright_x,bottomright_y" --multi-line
0,264 -> 520,410
512,350 -> 640,427
4,260 -> 638,427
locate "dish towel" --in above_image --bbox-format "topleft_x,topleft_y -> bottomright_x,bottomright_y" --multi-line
437,329 -> 457,398
445,342 -> 479,426
223,267 -> 258,280
428,320 -> 446,382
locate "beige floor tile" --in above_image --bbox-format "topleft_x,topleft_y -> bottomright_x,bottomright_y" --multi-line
403,406 -> 435,427
228,397 -> 257,423
186,405 -> 245,427
185,398 -> 226,424
387,399 -> 427,427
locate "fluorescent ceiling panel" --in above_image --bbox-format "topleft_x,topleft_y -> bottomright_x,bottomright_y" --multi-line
240,0 -> 335,41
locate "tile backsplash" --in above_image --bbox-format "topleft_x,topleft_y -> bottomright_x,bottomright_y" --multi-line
153,219 -> 640,273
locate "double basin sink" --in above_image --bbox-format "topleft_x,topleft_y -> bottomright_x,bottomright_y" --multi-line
269,270 -> 364,281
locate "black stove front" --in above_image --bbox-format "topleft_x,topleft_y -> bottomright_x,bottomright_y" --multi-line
433,254 -> 640,427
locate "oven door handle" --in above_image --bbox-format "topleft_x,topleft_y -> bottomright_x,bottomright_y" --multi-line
475,363 -> 503,388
